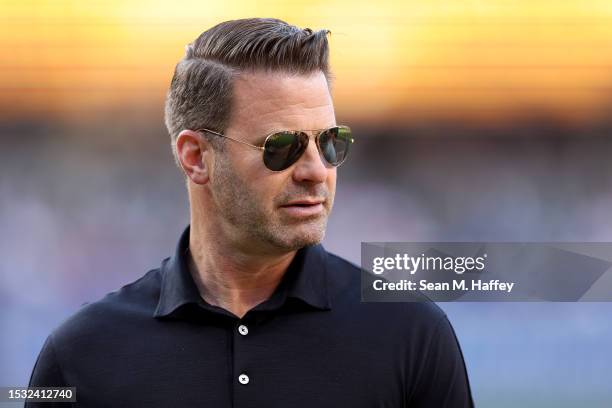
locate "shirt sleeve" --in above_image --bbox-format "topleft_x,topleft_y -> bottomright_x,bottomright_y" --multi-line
25,334 -> 74,407
409,315 -> 475,407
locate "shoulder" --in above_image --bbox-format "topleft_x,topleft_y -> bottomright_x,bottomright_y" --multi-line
29,268 -> 162,386
323,248 -> 448,326
50,268 -> 161,350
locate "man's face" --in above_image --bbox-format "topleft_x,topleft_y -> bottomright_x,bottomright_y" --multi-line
208,70 -> 337,253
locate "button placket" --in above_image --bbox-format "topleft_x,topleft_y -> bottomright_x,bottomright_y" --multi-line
234,319 -> 253,400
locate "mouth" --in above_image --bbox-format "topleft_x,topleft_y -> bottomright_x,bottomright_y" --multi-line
279,199 -> 325,218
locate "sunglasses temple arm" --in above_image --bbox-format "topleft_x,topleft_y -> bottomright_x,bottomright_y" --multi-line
225,136 -> 265,151
196,129 -> 265,151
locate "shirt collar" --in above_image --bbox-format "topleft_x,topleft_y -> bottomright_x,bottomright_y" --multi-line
153,225 -> 331,320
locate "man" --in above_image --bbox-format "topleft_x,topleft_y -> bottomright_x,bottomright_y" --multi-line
27,18 -> 474,407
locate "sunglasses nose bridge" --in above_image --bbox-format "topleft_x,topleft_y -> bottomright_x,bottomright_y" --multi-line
302,130 -> 325,156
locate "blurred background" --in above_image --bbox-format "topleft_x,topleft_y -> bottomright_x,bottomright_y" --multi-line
2,0 -> 612,406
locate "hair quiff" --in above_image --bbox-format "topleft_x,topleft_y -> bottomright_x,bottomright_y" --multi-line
163,18 -> 333,168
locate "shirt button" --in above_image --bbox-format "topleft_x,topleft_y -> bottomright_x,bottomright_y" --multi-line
238,324 -> 249,336
238,373 -> 250,385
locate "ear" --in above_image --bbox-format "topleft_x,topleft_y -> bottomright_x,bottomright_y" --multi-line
176,129 -> 212,185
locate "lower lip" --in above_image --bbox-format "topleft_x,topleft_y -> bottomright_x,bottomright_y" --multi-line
280,203 -> 324,217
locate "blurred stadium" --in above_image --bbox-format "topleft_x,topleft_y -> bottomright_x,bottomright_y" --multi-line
2,1 -> 612,406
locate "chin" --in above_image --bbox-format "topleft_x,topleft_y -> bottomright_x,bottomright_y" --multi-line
274,226 -> 326,251
260,215 -> 329,250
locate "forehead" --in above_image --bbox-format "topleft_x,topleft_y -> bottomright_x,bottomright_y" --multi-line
227,70 -> 336,136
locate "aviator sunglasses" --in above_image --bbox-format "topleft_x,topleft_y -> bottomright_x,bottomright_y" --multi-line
193,125 -> 354,172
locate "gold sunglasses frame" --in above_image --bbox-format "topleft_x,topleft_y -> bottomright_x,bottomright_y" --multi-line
192,125 -> 354,171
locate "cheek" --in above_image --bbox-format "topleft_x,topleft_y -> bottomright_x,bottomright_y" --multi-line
228,151 -> 266,185
247,173 -> 289,208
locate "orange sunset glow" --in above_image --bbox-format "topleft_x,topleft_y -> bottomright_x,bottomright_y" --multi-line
2,0 -> 612,125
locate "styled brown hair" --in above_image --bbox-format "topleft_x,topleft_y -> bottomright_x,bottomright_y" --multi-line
164,18 -> 333,168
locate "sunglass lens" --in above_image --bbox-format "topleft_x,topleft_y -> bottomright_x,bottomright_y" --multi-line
318,126 -> 352,166
263,131 -> 309,171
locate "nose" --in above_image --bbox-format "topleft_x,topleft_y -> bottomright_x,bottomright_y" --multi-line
291,134 -> 329,183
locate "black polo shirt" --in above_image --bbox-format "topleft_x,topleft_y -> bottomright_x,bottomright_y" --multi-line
27,225 -> 474,407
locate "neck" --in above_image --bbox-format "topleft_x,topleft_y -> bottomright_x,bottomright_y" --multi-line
187,222 -> 297,319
